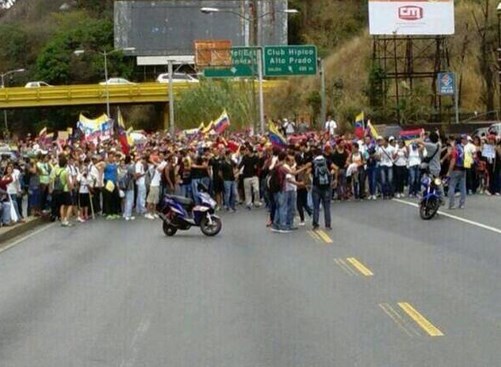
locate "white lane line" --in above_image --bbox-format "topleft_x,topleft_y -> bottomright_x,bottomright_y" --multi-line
0,222 -> 57,254
392,198 -> 501,235
120,318 -> 151,367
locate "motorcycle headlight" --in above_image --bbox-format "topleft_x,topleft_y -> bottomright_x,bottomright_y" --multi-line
434,178 -> 442,186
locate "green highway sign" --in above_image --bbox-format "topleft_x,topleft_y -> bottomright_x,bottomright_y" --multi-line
263,45 -> 317,77
204,47 -> 259,78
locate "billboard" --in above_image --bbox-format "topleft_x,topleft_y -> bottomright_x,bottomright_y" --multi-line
115,0 -> 289,57
368,0 -> 455,35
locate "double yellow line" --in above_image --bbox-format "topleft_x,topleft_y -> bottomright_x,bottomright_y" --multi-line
334,257 -> 374,277
308,229 -> 333,244
379,302 -> 444,337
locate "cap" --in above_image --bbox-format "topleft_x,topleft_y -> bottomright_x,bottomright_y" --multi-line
376,135 -> 384,140
389,136 -> 395,142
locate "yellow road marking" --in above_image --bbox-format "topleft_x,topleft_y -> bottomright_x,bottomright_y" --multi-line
334,258 -> 357,276
398,302 -> 444,337
346,257 -> 374,277
308,230 -> 322,243
379,303 -> 416,337
315,230 -> 333,244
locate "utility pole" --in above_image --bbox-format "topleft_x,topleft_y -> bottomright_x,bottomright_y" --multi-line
319,58 -> 327,130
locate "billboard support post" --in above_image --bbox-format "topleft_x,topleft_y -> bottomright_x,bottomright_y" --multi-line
168,60 -> 175,136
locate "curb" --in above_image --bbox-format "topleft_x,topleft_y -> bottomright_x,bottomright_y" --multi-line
0,217 -> 47,248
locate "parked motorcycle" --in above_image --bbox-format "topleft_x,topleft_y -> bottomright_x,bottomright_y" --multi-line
419,176 -> 446,220
158,185 -> 222,237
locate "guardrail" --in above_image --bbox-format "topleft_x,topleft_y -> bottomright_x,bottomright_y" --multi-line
0,81 -> 283,109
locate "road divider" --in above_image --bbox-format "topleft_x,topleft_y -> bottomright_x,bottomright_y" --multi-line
379,302 -> 444,337
334,257 -> 374,277
346,257 -> 374,276
398,302 -> 444,337
334,258 -> 358,276
315,229 -> 333,244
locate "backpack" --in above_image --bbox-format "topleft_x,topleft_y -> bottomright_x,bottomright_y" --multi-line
454,144 -> 465,169
267,166 -> 285,194
53,169 -> 65,192
313,156 -> 331,188
118,170 -> 132,191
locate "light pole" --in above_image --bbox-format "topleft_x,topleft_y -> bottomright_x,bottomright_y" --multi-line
497,2 -> 501,119
0,68 -> 25,132
201,6 -> 298,134
74,47 -> 135,118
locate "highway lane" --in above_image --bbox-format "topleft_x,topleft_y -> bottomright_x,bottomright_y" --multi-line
0,196 -> 499,366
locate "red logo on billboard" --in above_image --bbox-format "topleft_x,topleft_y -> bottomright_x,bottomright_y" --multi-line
398,6 -> 423,21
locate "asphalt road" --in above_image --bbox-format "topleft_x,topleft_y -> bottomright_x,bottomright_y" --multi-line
0,195 -> 500,367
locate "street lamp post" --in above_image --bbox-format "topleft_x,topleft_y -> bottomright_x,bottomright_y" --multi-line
200,7 -> 298,134
497,2 -> 501,119
74,47 -> 135,119
0,68 -> 25,132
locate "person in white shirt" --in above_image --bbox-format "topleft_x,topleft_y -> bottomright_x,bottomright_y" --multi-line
393,140 -> 408,198
77,168 -> 91,222
135,155 -> 147,215
406,142 -> 423,197
325,116 -> 338,136
145,154 -> 167,219
376,136 -> 396,199
283,119 -> 296,136
5,163 -> 23,223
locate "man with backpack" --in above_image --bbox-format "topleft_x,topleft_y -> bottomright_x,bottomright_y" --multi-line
447,135 -> 468,209
50,155 -> 73,227
311,147 -> 335,231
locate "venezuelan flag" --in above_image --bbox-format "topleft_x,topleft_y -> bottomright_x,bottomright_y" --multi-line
268,121 -> 287,148
354,112 -> 365,139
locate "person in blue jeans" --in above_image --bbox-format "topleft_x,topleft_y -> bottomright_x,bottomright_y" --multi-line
365,146 -> 378,200
190,155 -> 209,205
220,150 -> 237,211
447,136 -> 467,209
311,148 -> 335,230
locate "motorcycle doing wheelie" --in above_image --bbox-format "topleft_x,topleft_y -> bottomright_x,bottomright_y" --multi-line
419,175 -> 446,220
158,185 -> 222,237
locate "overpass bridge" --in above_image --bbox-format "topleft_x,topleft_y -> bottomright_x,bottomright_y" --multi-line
0,81 -> 282,109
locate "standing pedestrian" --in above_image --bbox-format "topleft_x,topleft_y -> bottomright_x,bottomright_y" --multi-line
447,135 -> 468,209
311,147 -> 334,231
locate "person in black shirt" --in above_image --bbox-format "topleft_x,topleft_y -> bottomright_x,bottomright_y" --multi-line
190,155 -> 208,205
330,141 -> 349,200
239,146 -> 262,209
209,146 -> 225,209
221,150 -> 237,211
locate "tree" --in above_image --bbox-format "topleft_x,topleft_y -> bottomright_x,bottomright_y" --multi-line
0,24 -> 29,72
175,80 -> 254,130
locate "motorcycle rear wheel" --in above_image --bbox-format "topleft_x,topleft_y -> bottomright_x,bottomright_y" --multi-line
419,198 -> 439,220
200,216 -> 222,236
163,221 -> 178,236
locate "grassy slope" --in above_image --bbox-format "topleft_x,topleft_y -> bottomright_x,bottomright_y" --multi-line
269,1 -> 492,125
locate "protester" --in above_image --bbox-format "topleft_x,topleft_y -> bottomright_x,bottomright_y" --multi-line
447,135 -> 467,209
50,155 -> 73,227
311,147 -> 334,231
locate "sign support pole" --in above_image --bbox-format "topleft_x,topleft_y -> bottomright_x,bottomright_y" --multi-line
168,60 -> 175,136
257,47 -> 265,135
454,72 -> 459,124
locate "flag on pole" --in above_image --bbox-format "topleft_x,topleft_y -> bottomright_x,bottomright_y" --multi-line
213,110 -> 230,134
202,121 -> 214,135
38,127 -> 47,137
366,120 -> 379,139
116,108 -> 130,155
354,112 -> 365,139
268,120 -> 287,148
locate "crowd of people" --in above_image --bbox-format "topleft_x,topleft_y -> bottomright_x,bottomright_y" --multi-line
0,121 -> 499,232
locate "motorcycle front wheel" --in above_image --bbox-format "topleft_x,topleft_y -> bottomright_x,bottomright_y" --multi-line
200,216 -> 222,236
419,198 -> 439,220
162,221 -> 178,236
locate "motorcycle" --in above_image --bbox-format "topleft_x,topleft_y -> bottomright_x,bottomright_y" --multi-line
158,185 -> 222,237
419,175 -> 446,220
